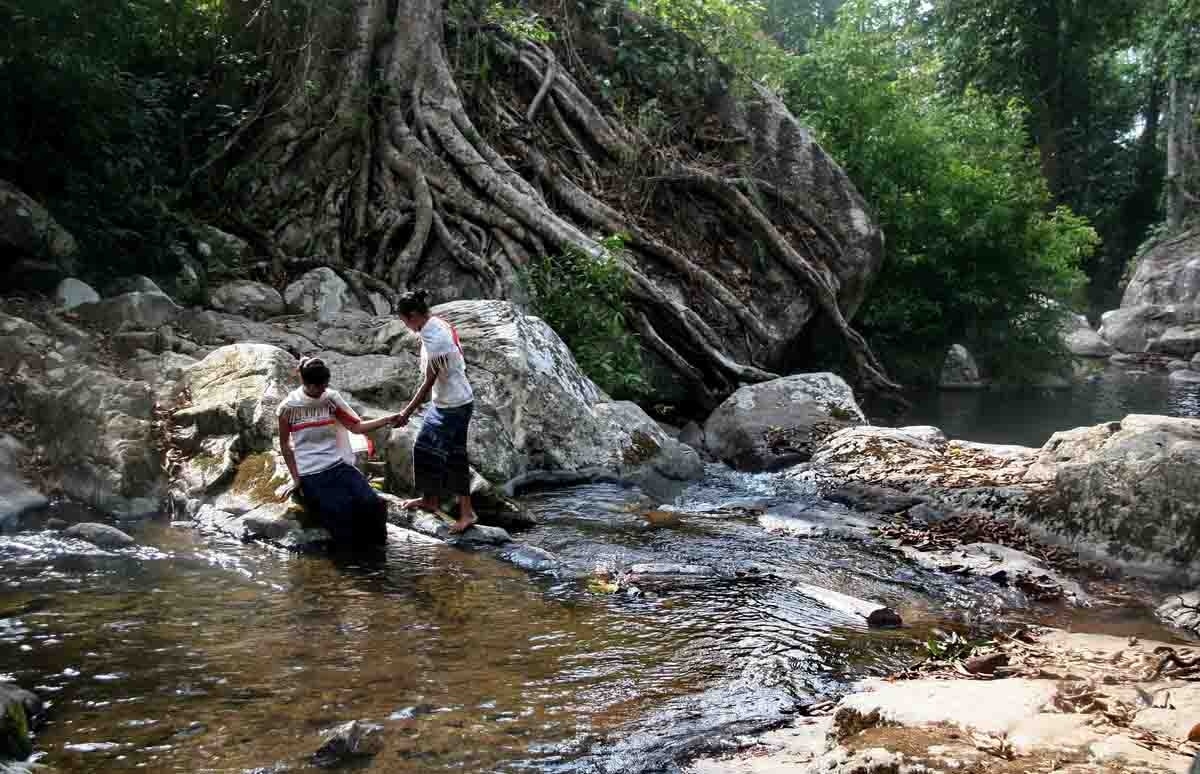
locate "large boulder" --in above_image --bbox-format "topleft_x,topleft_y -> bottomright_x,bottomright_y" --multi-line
174,308 -> 318,356
73,291 -> 181,332
1123,228 -> 1200,307
0,179 -> 78,288
0,312 -> 162,518
191,224 -> 253,268
1099,303 -> 1200,353
703,373 -> 865,471
1034,415 -> 1200,578
0,435 -> 46,532
939,344 -> 985,390
284,268 -> 360,320
209,280 -> 286,321
53,278 -> 100,310
1149,323 -> 1200,358
1060,313 -> 1113,358
382,300 -> 703,489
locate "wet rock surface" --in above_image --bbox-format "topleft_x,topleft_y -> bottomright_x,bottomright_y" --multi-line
62,522 -> 135,549
703,373 -> 865,471
0,683 -> 41,761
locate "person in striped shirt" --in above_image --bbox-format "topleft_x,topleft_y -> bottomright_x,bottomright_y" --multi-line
277,356 -> 400,548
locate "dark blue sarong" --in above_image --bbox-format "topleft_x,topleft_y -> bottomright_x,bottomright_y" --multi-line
299,461 -> 387,547
413,403 -> 473,498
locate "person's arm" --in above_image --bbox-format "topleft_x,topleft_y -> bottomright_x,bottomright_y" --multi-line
329,393 -> 399,434
278,416 -> 301,487
397,365 -> 438,425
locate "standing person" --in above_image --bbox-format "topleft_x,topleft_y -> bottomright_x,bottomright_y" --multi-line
277,356 -> 399,548
393,290 -> 477,534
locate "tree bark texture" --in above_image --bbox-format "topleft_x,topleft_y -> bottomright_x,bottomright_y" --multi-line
217,0 -> 892,406
1167,75 -> 1199,234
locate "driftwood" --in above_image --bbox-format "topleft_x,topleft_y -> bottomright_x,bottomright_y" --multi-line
794,581 -> 902,628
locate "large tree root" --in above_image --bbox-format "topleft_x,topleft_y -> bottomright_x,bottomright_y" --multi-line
220,0 -> 899,406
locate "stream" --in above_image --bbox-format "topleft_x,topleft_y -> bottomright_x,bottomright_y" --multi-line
1,370 -> 1196,773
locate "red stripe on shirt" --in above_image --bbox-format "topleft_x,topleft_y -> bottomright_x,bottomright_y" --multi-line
290,418 -> 337,431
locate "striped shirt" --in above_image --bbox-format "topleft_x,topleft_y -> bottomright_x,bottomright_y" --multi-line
277,388 -> 370,475
419,316 -> 474,409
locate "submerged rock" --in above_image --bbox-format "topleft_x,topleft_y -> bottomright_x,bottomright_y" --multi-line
703,373 -> 865,471
312,720 -> 383,768
63,523 -> 135,549
497,543 -> 562,573
0,684 -> 42,761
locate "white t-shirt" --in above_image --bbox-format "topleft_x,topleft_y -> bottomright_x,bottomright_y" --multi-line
277,387 -> 369,476
419,316 -> 474,409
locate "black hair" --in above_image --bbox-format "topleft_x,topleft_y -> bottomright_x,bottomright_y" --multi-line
298,356 -> 331,386
396,289 -> 430,317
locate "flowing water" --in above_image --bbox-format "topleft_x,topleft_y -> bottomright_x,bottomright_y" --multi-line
0,370 -> 1192,773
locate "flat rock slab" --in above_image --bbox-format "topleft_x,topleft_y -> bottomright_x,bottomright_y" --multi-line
407,512 -> 511,546
62,522 -> 135,549
891,541 -> 1088,605
759,503 -> 879,539
1157,589 -> 1200,634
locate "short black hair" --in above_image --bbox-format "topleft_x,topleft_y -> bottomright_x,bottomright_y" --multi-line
298,356 -> 331,386
396,289 -> 430,317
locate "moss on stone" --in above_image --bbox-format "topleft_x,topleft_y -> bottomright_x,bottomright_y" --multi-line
622,430 -> 661,465
0,698 -> 31,760
231,452 -> 288,504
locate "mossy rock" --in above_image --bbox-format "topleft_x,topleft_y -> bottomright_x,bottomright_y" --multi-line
0,685 -> 37,761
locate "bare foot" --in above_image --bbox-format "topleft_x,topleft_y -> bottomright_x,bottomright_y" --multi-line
448,512 -> 478,534
401,497 -> 434,511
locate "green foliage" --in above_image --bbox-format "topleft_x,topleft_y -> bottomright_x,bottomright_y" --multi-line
484,2 -> 556,42
786,1 -> 1092,383
0,0 -> 236,279
521,235 -> 650,399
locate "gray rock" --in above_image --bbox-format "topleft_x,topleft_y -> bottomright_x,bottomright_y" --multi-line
174,308 -> 317,357
939,344 -> 985,389
53,278 -> 99,310
312,720 -> 384,768
0,315 -> 162,518
678,421 -> 705,452
74,291 -> 181,331
192,224 -> 253,267
109,275 -> 164,296
1060,312 -> 1114,358
209,281 -> 286,321
1157,590 -> 1200,634
284,268 -> 360,320
383,300 -> 703,490
310,351 -> 418,405
0,179 -> 78,277
1169,359 -> 1192,372
1171,369 -> 1200,383
703,373 -> 865,471
1036,415 -> 1200,577
759,502 -> 879,539
0,436 -> 46,533
1099,303 -> 1200,354
63,522 -> 135,548
0,683 -> 42,761
406,512 -> 511,546
1150,324 -> 1200,358
497,543 -> 563,572
1123,228 -> 1200,308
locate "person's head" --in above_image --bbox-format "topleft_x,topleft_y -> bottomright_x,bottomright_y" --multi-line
396,289 -> 431,332
298,356 -> 331,398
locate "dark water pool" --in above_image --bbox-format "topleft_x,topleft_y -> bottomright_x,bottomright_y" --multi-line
900,368 -> 1200,447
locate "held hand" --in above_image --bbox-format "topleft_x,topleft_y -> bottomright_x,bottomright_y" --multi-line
391,413 -> 409,428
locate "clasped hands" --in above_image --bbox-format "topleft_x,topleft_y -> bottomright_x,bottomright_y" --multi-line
389,412 -> 410,428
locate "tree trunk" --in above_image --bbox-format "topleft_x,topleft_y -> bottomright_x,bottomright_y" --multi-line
215,0 -> 897,405
1167,75 -> 1199,235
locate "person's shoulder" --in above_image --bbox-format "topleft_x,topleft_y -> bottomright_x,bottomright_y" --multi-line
276,387 -> 304,415
421,317 -> 454,349
324,388 -> 350,406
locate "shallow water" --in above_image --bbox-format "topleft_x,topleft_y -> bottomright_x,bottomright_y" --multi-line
902,368 -> 1200,447
0,470 -> 1184,772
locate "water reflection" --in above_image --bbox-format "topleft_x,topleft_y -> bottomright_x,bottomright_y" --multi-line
902,368 -> 1200,447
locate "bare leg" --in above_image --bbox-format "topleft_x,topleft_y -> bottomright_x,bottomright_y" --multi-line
401,495 -> 440,512
448,495 -> 477,533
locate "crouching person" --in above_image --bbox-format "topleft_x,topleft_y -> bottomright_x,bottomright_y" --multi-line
277,356 -> 399,549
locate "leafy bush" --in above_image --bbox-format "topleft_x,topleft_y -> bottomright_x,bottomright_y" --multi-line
785,2 -> 1093,383
521,235 -> 650,399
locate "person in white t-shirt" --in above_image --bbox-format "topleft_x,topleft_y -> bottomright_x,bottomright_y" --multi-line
277,356 -> 400,548
393,290 -> 477,534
